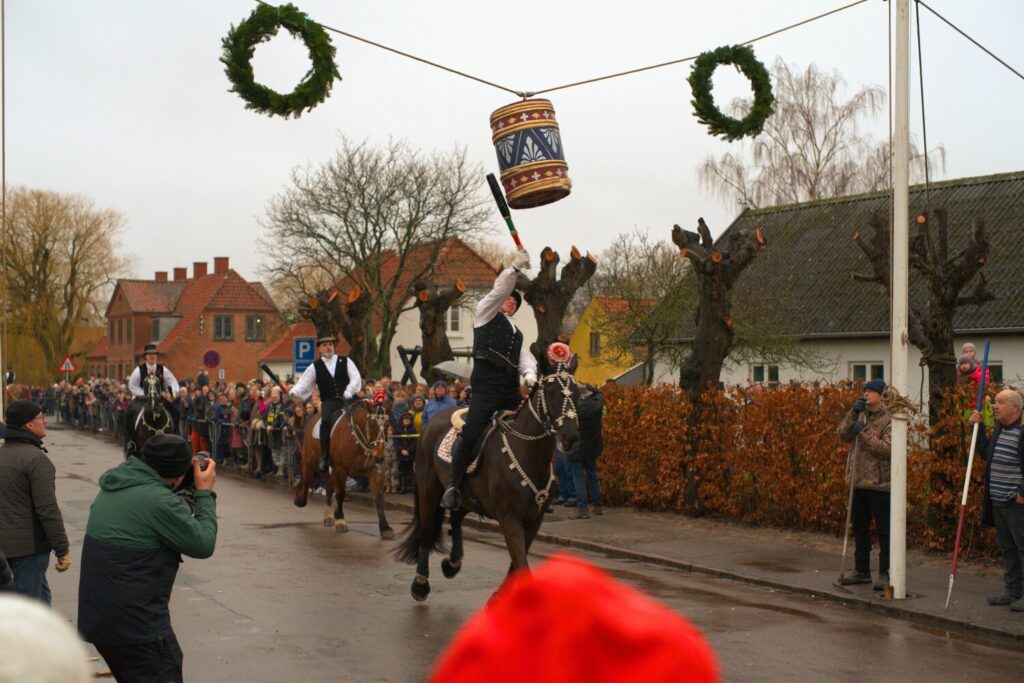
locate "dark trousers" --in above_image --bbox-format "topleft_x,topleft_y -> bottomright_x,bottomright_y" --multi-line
852,488 -> 890,575
95,632 -> 184,683
320,399 -> 346,464
450,386 -> 521,481
7,551 -> 51,604
571,457 -> 603,509
992,501 -> 1024,598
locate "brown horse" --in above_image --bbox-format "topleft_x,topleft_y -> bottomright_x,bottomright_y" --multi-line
3,383 -> 31,405
394,361 -> 580,601
293,395 -> 395,539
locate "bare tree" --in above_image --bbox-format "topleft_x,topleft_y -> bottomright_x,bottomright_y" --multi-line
259,138 -> 492,378
3,188 -> 129,384
588,229 -> 690,384
410,279 -> 465,383
698,61 -> 944,209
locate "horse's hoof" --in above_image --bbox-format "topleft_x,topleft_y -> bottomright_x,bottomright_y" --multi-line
334,520 -> 349,533
380,527 -> 395,540
322,517 -> 333,527
441,558 -> 462,579
411,577 -> 430,601
294,498 -> 307,508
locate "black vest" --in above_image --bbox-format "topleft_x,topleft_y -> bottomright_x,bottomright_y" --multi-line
472,315 -> 523,387
137,363 -> 165,394
314,356 -> 350,402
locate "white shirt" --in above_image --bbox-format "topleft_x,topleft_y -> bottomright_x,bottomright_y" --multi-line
290,354 -> 363,402
474,268 -> 538,378
128,363 -> 179,398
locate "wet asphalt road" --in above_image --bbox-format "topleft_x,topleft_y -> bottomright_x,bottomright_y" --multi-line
44,426 -> 1024,682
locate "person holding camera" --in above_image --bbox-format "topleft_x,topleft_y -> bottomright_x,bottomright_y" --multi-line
836,379 -> 892,589
78,434 -> 218,683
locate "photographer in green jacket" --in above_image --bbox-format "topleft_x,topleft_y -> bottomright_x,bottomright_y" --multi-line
78,434 -> 217,683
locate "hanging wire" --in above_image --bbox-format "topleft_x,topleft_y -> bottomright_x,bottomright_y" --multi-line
916,0 -> 1024,82
253,0 -> 870,99
532,0 -> 870,95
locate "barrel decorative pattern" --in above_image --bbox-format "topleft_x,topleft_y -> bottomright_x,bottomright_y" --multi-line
489,99 -> 571,209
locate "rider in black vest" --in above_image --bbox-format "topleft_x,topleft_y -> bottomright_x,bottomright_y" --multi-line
125,343 -> 180,452
289,332 -> 363,473
442,250 -> 538,510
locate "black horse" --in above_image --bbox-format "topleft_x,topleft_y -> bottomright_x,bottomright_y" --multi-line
128,374 -> 173,457
394,361 -> 580,601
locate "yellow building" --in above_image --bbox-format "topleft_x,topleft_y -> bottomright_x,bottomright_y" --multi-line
569,296 -> 642,385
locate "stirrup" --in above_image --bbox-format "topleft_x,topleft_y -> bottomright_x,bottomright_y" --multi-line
441,485 -> 461,510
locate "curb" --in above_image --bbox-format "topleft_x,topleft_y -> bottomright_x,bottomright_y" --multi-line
340,490 -> 1023,647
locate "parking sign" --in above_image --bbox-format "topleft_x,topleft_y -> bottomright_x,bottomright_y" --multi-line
293,337 -> 315,363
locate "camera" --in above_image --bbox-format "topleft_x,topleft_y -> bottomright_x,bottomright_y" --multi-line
194,451 -> 211,471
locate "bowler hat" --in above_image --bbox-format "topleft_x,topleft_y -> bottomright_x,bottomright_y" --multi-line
510,290 -> 523,313
143,343 -> 158,355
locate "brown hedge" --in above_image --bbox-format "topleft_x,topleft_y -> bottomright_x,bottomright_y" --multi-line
599,383 -> 999,560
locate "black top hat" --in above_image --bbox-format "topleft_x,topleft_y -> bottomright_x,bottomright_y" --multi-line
316,328 -> 338,346
510,290 -> 523,313
143,343 -> 159,355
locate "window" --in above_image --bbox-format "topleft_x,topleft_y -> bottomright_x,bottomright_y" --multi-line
117,319 -> 123,345
850,363 -> 885,381
152,317 -> 161,343
126,318 -> 132,343
751,364 -> 780,387
108,321 -> 114,343
589,331 -> 601,356
246,315 -> 266,341
989,363 -> 1004,383
445,306 -> 462,334
214,315 -> 234,341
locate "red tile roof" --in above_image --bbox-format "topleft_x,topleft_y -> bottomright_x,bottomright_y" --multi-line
85,336 -> 109,360
106,280 -> 186,316
259,321 -> 352,361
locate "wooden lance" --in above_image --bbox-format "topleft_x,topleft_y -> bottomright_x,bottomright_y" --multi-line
486,173 -> 525,252
944,338 -> 990,610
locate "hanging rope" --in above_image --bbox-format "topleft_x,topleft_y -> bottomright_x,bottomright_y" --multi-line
253,0 -> 870,99
914,1 -> 933,216
916,0 -> 1024,82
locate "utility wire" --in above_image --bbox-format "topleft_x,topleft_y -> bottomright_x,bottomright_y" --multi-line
916,0 -> 1024,82
533,0 -> 869,95
253,0 -> 870,98
914,0 -> 932,216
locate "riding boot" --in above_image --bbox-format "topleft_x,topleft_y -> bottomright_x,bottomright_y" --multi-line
442,440 -> 470,510
318,440 -> 330,473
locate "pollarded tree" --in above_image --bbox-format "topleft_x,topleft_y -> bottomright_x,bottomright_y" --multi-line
410,279 -> 465,384
698,60 -> 944,209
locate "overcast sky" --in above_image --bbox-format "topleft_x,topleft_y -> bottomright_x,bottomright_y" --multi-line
8,1 -> 1023,285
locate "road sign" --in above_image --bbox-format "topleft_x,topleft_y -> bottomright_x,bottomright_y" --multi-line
294,361 -> 311,376
58,355 -> 77,374
218,368 -> 225,380
294,337 -> 316,362
203,350 -> 220,369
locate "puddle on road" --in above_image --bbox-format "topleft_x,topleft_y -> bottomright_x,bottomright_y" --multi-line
739,558 -> 803,574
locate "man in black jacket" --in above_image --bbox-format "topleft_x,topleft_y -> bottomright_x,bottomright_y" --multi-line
442,251 -> 537,510
0,400 -> 71,603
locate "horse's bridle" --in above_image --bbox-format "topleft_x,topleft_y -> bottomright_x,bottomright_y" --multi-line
141,375 -> 169,435
349,401 -> 391,470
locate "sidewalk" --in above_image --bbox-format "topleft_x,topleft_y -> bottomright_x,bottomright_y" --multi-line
339,488 -> 1024,645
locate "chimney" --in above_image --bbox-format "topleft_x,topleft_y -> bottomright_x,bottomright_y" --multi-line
193,261 -> 208,279
154,271 -> 168,282
173,267 -> 187,281
213,256 -> 229,275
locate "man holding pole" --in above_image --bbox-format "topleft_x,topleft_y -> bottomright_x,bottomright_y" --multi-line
837,379 -> 892,589
969,389 -> 1024,611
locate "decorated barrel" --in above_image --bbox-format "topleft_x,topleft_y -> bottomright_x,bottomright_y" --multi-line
490,98 -> 571,209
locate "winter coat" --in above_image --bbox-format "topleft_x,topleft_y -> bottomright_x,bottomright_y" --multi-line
393,422 -> 418,463
423,395 -> 457,425
390,401 -> 410,431
0,428 -> 69,558
975,417 -> 1024,528
570,387 -> 605,462
78,456 -> 217,645
837,406 -> 892,492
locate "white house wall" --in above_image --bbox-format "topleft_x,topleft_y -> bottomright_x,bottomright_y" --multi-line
383,288 -> 540,384
652,335 -> 1024,393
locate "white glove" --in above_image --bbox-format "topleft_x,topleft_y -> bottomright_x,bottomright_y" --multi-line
511,250 -> 531,271
523,372 -> 538,388
343,391 -> 353,400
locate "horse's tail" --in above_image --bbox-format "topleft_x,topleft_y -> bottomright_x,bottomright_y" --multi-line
393,483 -> 446,565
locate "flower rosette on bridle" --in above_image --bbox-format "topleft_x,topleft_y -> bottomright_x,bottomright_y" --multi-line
372,391 -> 388,407
546,342 -> 574,369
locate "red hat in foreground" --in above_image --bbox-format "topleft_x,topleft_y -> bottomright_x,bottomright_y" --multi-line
430,554 -> 719,683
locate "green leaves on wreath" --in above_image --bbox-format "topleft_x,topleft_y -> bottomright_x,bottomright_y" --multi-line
688,45 -> 774,142
221,3 -> 341,118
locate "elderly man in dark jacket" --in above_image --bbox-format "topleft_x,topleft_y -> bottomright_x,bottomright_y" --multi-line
0,400 -> 71,603
79,434 -> 217,683
567,384 -> 605,520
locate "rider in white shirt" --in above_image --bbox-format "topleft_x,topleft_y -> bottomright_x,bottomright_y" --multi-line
125,343 -> 180,451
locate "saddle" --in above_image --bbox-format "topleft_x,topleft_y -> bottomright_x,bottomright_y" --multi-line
435,408 -> 515,476
309,410 -> 347,441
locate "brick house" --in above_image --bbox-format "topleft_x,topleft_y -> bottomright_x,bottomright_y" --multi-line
99,257 -> 286,384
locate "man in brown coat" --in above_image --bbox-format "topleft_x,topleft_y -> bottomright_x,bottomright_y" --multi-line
0,400 -> 71,603
837,379 -> 892,590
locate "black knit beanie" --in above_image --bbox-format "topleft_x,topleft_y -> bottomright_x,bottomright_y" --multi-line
5,400 -> 42,428
140,434 -> 193,478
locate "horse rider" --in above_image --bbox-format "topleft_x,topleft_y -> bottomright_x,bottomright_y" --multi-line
289,330 -> 362,473
125,343 -> 180,451
442,250 -> 537,511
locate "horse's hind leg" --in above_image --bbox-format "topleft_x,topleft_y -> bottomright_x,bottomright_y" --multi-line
442,508 -> 467,579
372,469 -> 394,540
333,470 -> 349,533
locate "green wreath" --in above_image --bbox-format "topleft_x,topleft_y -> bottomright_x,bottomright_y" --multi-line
688,45 -> 774,142
221,3 -> 340,118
